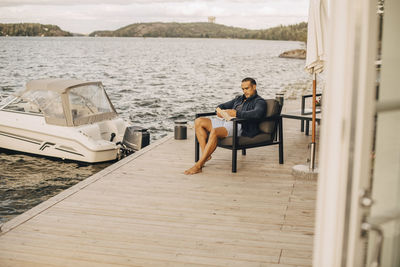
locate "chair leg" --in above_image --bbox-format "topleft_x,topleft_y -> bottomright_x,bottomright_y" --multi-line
279,118 -> 284,164
301,119 -> 305,132
242,149 -> 246,156
305,120 -> 310,136
232,149 -> 237,173
195,134 -> 199,162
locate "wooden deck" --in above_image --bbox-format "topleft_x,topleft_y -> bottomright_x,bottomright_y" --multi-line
0,101 -> 318,267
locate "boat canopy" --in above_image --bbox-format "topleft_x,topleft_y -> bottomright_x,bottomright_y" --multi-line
24,79 -> 95,94
16,79 -> 118,126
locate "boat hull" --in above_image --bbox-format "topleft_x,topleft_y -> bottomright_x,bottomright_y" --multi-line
0,112 -> 123,163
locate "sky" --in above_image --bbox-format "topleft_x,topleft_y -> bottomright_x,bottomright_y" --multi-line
0,0 -> 309,34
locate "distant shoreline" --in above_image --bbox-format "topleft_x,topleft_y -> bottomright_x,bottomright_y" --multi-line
0,22 -> 307,42
0,35 -> 304,40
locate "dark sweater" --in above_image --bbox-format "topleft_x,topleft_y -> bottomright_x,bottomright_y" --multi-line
217,92 -> 266,137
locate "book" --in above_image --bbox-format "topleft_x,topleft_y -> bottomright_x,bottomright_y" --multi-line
216,107 -> 234,121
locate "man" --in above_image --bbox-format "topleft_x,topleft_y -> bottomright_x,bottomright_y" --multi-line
184,77 -> 267,175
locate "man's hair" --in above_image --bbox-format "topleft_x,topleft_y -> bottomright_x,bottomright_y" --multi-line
242,77 -> 257,85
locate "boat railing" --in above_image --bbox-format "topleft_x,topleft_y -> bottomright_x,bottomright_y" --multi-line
0,95 -> 17,110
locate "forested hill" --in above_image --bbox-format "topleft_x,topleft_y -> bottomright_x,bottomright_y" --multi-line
0,22 -> 307,41
257,22 -> 307,42
89,22 -> 307,42
0,23 -> 72,36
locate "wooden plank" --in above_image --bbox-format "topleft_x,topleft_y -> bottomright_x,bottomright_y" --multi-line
11,221 -> 312,251
2,233 -> 282,263
0,258 -> 60,267
0,246 -> 221,267
8,224 -> 313,252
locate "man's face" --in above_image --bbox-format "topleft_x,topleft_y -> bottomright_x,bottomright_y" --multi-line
241,81 -> 256,99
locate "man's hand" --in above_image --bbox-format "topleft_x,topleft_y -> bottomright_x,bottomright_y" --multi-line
216,107 -> 223,118
216,107 -> 236,119
225,109 -> 237,118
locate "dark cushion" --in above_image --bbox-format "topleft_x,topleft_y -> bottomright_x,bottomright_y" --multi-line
259,99 -> 280,134
265,99 -> 280,117
218,133 -> 273,147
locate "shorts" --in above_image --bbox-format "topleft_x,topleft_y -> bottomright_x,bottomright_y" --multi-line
210,117 -> 242,137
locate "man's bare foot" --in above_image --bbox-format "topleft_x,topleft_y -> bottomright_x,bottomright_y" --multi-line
184,165 -> 202,175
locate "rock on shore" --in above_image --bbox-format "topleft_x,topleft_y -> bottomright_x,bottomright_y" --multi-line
279,49 -> 306,59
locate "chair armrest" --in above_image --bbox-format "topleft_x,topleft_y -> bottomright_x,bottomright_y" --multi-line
261,115 -> 281,122
232,115 -> 280,124
302,93 -> 322,114
232,117 -> 247,123
195,112 -> 216,118
302,93 -> 322,99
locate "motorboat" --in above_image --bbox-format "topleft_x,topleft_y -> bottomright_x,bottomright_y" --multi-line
0,78 -> 149,163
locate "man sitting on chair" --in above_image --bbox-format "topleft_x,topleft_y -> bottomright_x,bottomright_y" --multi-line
184,77 -> 267,175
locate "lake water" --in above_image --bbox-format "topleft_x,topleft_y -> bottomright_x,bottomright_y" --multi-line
0,37 -> 311,224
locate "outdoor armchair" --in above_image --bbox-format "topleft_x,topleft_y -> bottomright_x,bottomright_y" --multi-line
195,99 -> 284,173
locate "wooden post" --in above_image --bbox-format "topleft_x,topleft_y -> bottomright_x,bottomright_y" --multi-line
312,72 -> 317,143
310,71 -> 317,170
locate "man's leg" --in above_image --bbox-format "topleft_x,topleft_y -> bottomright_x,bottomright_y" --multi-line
195,117 -> 212,154
184,127 -> 228,175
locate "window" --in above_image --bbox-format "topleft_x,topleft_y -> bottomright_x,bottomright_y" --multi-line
68,84 -> 114,121
22,90 -> 65,120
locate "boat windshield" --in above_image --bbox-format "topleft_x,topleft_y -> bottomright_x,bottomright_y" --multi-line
68,84 -> 116,125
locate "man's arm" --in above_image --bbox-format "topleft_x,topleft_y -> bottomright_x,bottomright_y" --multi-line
236,98 -> 266,120
217,96 -> 239,110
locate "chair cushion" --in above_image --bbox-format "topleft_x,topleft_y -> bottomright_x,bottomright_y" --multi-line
265,99 -> 280,117
218,133 -> 273,147
259,99 -> 280,134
